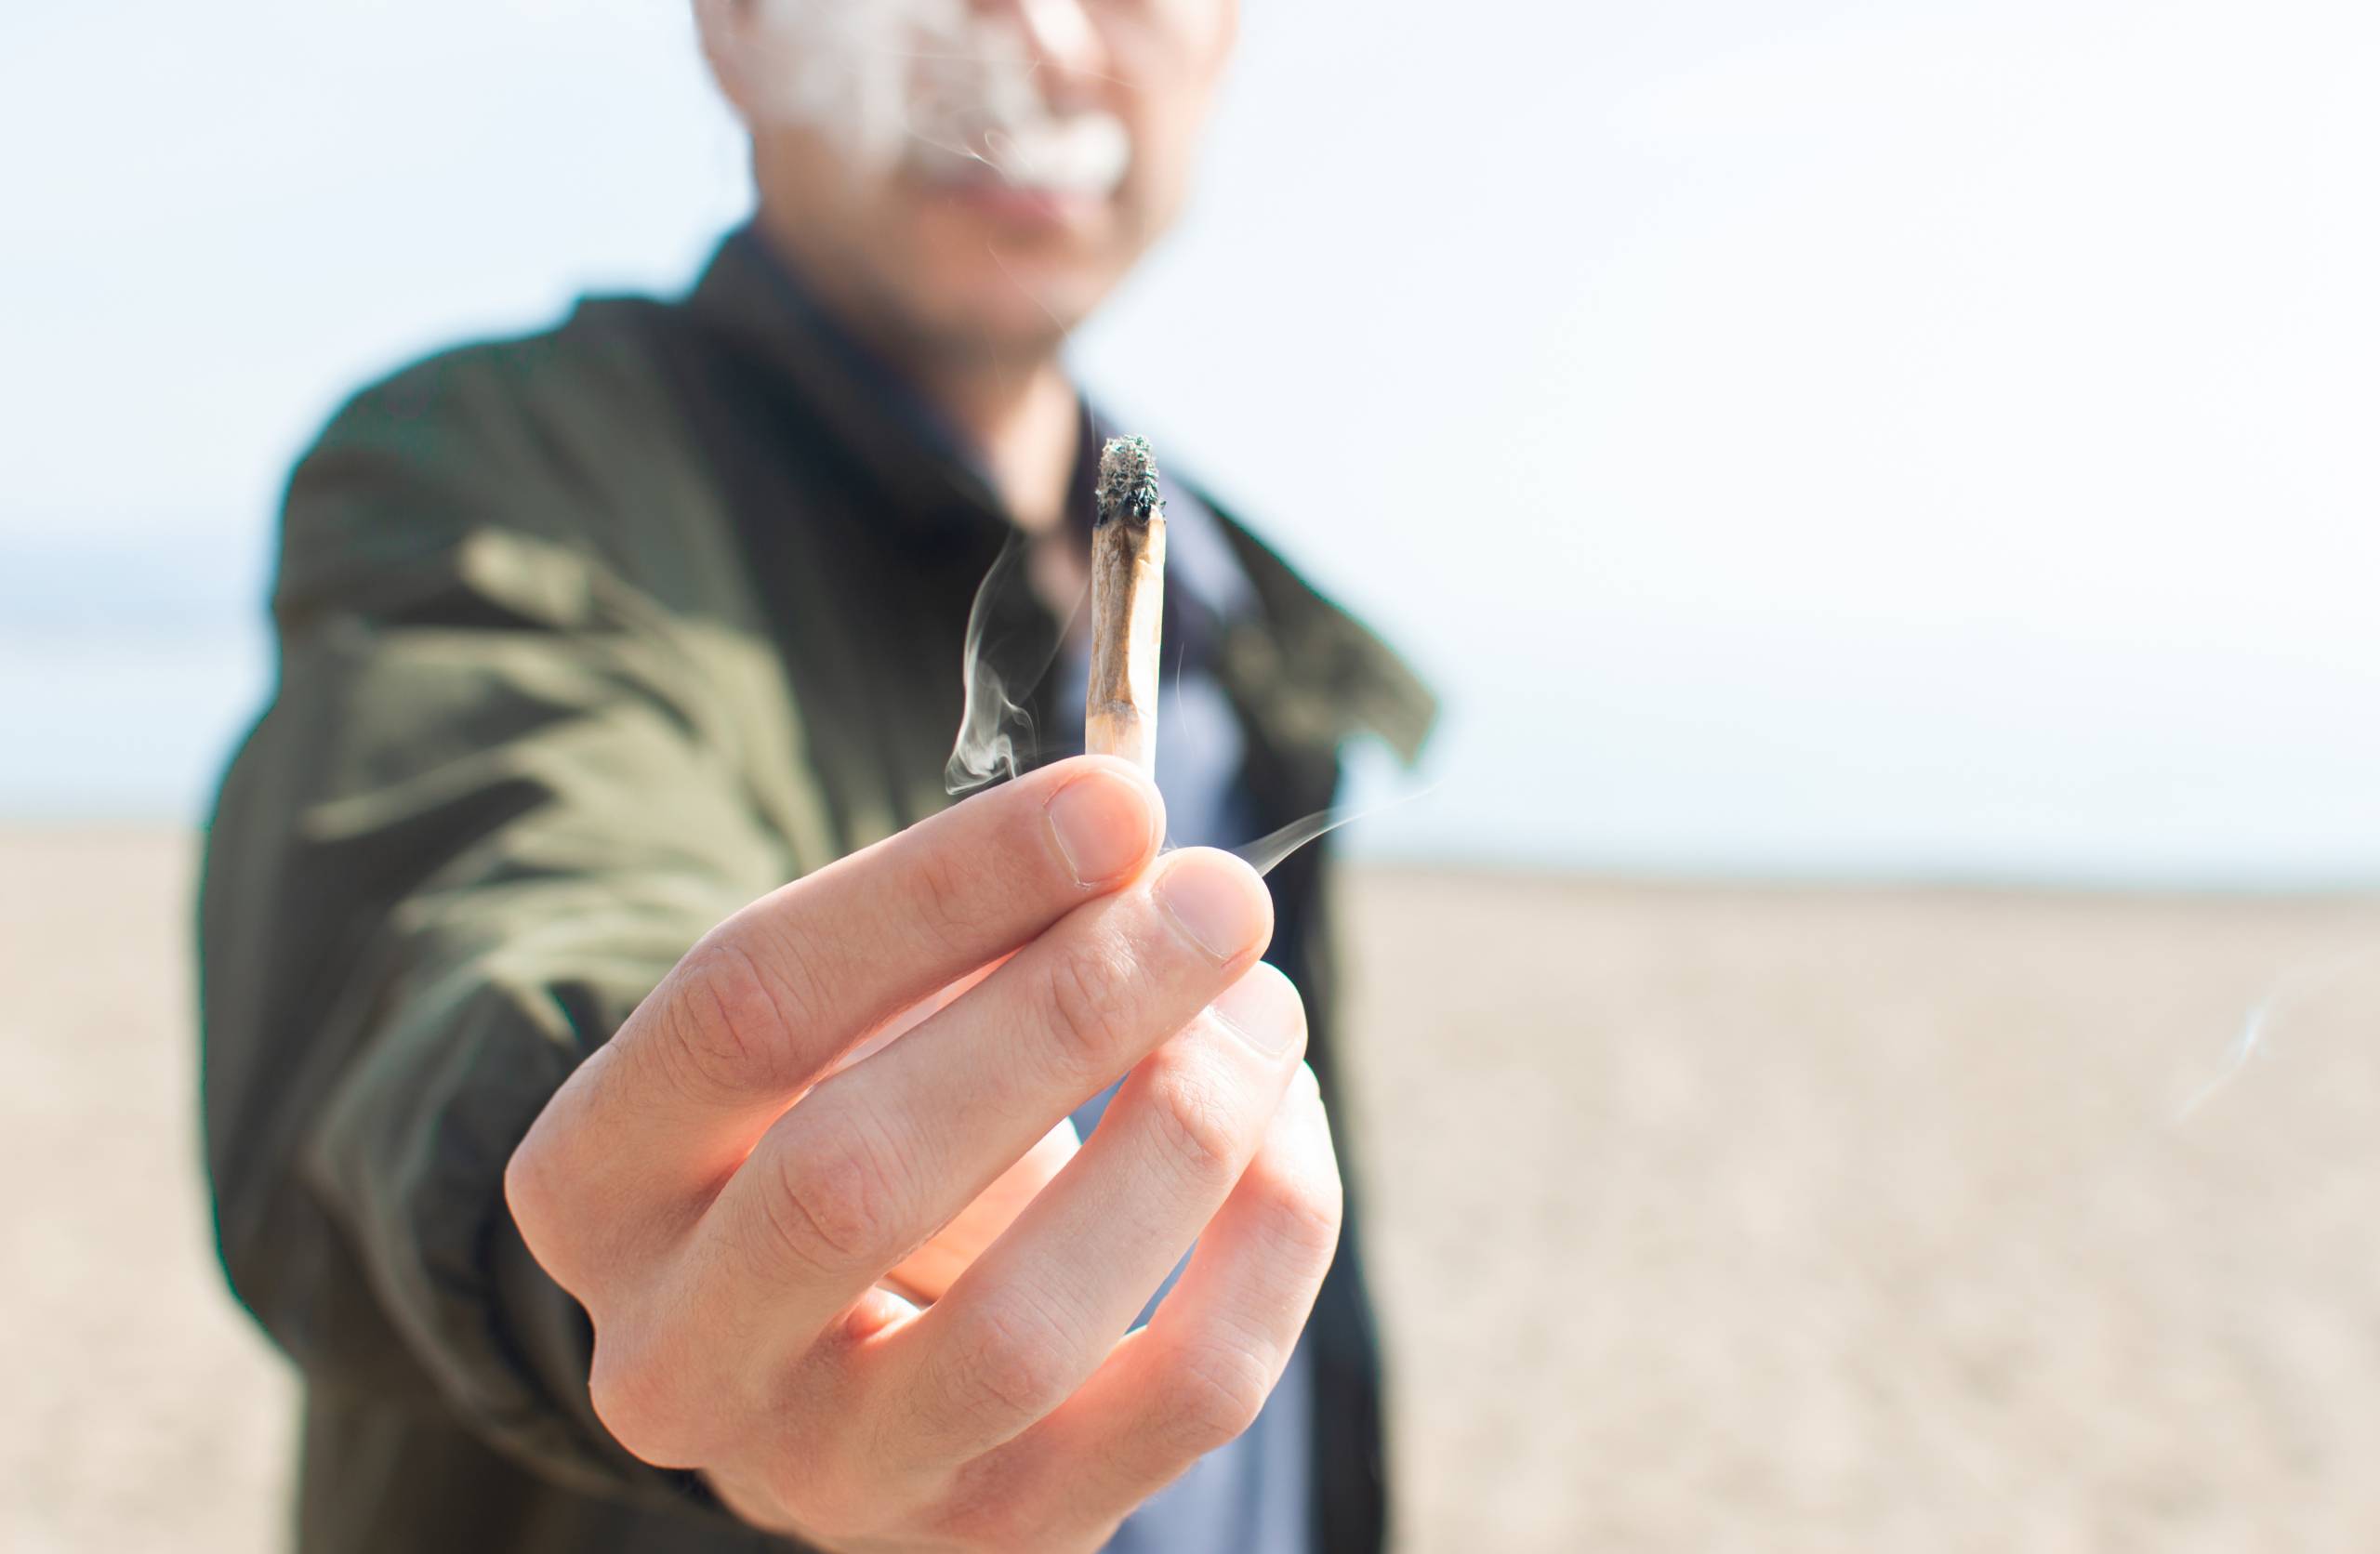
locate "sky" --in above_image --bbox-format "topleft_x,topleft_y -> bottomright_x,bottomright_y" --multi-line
3,0 -> 2377,885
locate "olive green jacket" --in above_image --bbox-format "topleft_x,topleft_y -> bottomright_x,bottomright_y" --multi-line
199,229 -> 1434,1554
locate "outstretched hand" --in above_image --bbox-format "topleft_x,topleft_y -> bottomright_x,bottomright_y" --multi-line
505,757 -> 1341,1551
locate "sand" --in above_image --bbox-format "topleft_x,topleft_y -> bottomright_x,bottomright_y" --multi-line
8,829 -> 2380,1551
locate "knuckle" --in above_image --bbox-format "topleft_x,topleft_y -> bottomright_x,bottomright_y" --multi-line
664,938 -> 808,1099
1252,1169 -> 1344,1270
1152,1339 -> 1275,1455
760,1109 -> 912,1276
936,1295 -> 1078,1439
1142,1066 -> 1248,1197
906,840 -> 1003,957
504,1102 -> 606,1294
1038,943 -> 1133,1079
586,1327 -> 695,1468
502,1131 -> 568,1258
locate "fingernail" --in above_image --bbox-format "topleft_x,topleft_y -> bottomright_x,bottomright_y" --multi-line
1155,851 -> 1269,963
1210,964 -> 1305,1057
1046,770 -> 1152,886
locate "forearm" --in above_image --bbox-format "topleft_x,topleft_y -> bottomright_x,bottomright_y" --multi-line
203,554 -> 792,1506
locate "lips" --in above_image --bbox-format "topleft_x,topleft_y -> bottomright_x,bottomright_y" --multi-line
913,112 -> 1132,204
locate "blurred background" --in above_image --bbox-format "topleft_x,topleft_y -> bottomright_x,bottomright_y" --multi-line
7,0 -> 2380,1548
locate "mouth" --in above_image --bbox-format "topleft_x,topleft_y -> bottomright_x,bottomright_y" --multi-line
910,112 -> 1131,212
700,0 -> 1134,224
924,178 -> 1101,233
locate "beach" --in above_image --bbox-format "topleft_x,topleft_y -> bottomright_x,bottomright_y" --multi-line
9,828 -> 2380,1550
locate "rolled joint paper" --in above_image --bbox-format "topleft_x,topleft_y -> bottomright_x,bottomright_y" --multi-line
1087,434 -> 1168,774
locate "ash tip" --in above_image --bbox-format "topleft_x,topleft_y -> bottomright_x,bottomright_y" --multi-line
1095,434 -> 1164,529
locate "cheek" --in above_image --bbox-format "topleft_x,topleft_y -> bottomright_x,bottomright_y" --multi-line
1117,104 -> 1200,235
1152,0 -> 1238,95
1144,0 -> 1237,53
1109,7 -> 1233,208
753,128 -> 884,237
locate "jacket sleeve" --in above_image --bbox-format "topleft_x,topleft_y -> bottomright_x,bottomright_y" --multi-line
198,347 -> 803,1511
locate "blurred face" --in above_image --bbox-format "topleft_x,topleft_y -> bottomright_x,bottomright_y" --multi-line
699,0 -> 1237,364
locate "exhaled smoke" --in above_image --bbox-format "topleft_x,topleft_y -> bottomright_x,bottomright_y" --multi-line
694,0 -> 1130,197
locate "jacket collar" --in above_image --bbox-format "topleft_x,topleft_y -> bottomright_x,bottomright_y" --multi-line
685,223 -> 1005,539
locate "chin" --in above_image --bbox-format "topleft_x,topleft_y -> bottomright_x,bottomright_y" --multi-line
932,278 -> 1095,356
907,254 -> 1112,353
905,193 -> 1123,334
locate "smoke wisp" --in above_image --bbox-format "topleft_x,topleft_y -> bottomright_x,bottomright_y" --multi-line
2173,943 -> 2380,1123
945,533 -> 1435,876
1232,786 -> 1442,879
945,530 -> 1078,795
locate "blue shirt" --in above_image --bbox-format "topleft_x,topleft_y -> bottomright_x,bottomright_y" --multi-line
740,230 -> 1318,1552
1049,466 -> 1317,1554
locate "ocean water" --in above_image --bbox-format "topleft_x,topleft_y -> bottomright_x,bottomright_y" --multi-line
1,626 -> 267,822
8,533 -> 2380,891
0,535 -> 271,821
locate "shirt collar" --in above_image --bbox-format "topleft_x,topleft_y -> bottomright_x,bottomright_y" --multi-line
680,222 -> 1438,770
686,223 -> 1006,540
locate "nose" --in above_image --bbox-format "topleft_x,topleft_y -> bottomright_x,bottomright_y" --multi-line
981,0 -> 1107,89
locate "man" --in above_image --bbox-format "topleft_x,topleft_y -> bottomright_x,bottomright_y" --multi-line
200,2 -> 1433,1550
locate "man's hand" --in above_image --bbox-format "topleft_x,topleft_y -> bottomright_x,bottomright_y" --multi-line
504,757 -> 1341,1551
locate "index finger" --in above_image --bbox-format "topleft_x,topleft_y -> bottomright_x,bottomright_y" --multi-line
525,757 -> 1165,1231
